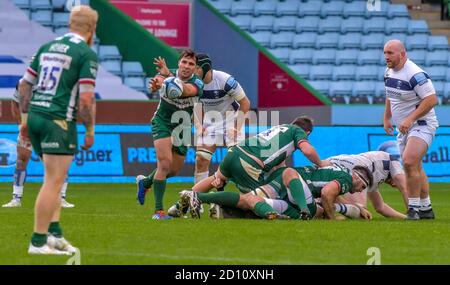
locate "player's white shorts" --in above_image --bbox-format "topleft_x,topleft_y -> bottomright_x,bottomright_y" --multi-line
197,121 -> 245,147
17,134 -> 32,151
397,123 -> 436,155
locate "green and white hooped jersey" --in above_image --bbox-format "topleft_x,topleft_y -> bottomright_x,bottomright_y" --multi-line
159,68 -> 204,110
295,165 -> 353,197
239,124 -> 308,171
22,33 -> 98,121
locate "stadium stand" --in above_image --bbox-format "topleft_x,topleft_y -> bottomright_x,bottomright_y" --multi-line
209,0 -> 450,104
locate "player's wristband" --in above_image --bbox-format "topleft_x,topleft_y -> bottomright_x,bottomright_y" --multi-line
85,125 -> 95,137
20,113 -> 28,125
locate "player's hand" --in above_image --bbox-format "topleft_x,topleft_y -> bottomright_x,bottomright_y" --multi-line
300,211 -> 312,220
153,56 -> 170,77
149,76 -> 163,92
226,128 -> 240,144
19,124 -> 29,139
211,173 -> 225,189
398,117 -> 413,135
81,135 -> 94,150
383,119 -> 395,136
356,204 -> 372,220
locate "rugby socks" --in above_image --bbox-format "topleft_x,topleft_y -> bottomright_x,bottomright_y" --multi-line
60,177 -> 68,199
288,178 -> 308,213
153,179 -> 166,211
253,202 -> 277,218
408,197 -> 420,212
12,168 -> 26,199
420,196 -> 432,211
282,204 -> 301,219
335,203 -> 361,219
197,192 -> 240,207
48,222 -> 63,238
143,169 -> 157,189
194,171 -> 209,184
31,233 -> 47,247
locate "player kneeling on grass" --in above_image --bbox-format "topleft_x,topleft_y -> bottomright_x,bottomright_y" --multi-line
178,164 -> 373,220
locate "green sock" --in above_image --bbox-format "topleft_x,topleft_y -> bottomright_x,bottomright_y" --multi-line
143,169 -> 157,189
253,202 -> 276,218
153,179 -> 166,211
288,179 -> 309,213
31,232 -> 47,247
282,204 -> 301,219
48,221 -> 63,238
197,192 -> 240,207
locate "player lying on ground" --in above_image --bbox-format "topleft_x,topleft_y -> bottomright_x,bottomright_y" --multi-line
178,164 -> 373,220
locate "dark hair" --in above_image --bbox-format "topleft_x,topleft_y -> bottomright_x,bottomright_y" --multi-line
291,116 -> 314,134
178,49 -> 197,61
353,165 -> 373,188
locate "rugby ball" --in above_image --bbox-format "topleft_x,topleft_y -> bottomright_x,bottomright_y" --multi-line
163,77 -> 184,99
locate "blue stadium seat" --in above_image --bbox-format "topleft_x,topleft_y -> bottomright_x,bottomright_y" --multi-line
292,33 -> 317,49
91,43 -> 99,54
364,1 -> 389,18
54,26 -> 69,36
13,0 -> 30,9
332,65 -> 356,81
211,0 -> 232,14
270,32 -> 294,48
330,81 -> 353,97
253,0 -> 277,16
276,0 -> 299,17
433,81 -> 444,98
251,31 -> 271,47
122,61 -> 145,78
124,77 -> 146,92
320,1 -> 345,18
273,16 -> 297,33
51,0 -> 66,9
98,45 -> 122,61
289,65 -> 310,79
342,1 -> 366,18
248,15 -> 273,32
298,1 -> 322,17
315,33 -> 340,49
312,49 -> 336,65
355,66 -> 378,81
289,49 -> 314,64
360,33 -> 385,50
408,20 -> 429,34
446,68 -> 450,82
341,17 -> 364,33
444,83 -> 450,98
230,0 -> 255,16
30,0 -> 52,10
268,48 -> 290,63
233,15 -> 252,31
53,12 -> 70,28
385,18 -> 409,34
318,17 -> 342,33
358,50 -> 380,65
31,10 -> 52,27
101,60 -> 122,76
407,50 -> 427,66
335,49 -> 359,65
310,65 -> 334,80
338,33 -> 361,49
363,17 -> 386,34
384,33 -> 407,46
296,17 -> 320,33
378,66 -> 387,81
375,83 -> 386,98
427,66 -> 447,81
309,80 -> 330,96
426,51 -> 448,66
427,36 -> 449,51
405,34 -> 429,50
353,81 -> 376,97
387,4 -> 410,19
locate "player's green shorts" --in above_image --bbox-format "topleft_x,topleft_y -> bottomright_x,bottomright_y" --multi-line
219,146 -> 266,193
151,100 -> 192,156
27,112 -> 77,156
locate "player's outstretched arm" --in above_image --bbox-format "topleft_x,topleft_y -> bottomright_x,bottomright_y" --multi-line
180,82 -> 200,98
368,191 -> 406,219
321,182 -> 341,220
391,173 -> 409,209
298,142 -> 329,167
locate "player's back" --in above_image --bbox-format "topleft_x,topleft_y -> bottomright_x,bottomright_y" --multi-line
28,33 -> 98,121
296,165 -> 353,197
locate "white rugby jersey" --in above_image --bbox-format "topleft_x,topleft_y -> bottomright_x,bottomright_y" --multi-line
328,151 -> 404,192
384,59 -> 438,129
201,70 -> 245,125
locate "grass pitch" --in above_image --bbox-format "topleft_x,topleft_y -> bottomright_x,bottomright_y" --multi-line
0,182 -> 449,265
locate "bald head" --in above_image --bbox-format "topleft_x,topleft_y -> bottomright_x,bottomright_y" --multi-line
384,39 -> 407,70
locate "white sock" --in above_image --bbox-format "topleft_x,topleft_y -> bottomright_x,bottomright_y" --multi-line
420,196 -> 432,211
13,185 -> 23,199
60,182 -> 68,199
195,171 -> 209,184
335,203 -> 361,219
408,197 -> 420,212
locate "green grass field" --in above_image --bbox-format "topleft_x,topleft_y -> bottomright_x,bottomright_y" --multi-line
0,182 -> 449,265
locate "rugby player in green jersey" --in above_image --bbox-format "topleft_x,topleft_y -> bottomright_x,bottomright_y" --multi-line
19,6 -> 99,254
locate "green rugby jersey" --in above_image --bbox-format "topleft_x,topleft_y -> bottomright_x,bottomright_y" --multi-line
239,124 -> 308,171
295,165 -> 353,197
23,33 -> 98,121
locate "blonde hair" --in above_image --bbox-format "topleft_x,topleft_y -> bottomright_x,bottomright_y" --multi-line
69,5 -> 98,34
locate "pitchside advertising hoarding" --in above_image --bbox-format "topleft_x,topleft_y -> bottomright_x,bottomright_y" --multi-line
111,0 -> 190,48
0,125 -> 449,182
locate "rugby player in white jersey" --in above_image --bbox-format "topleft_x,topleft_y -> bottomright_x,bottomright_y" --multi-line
167,53 -> 250,217
383,40 -> 437,220
2,82 -> 74,208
